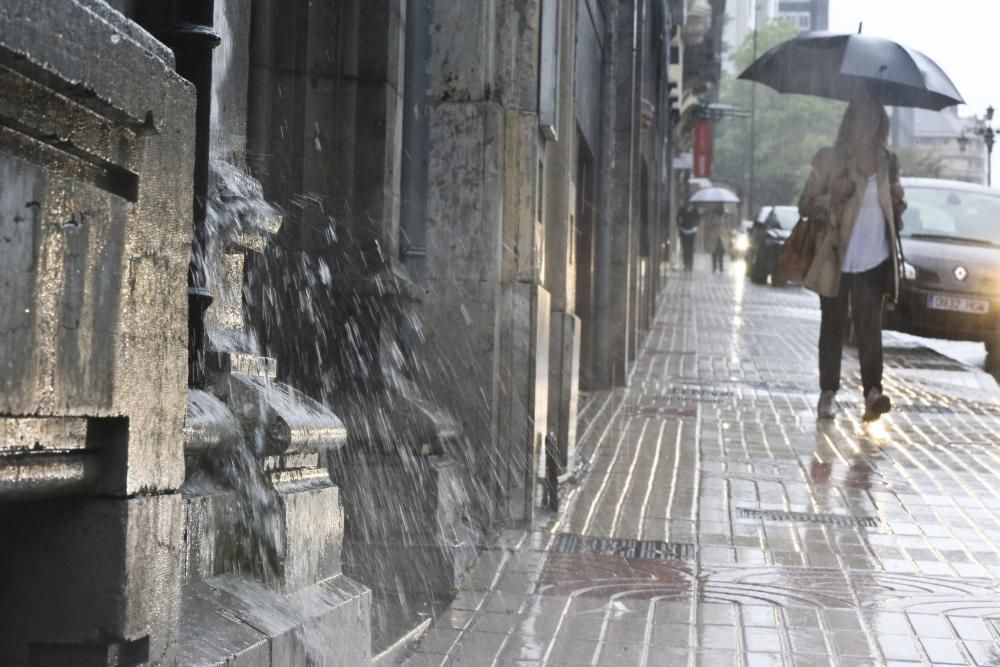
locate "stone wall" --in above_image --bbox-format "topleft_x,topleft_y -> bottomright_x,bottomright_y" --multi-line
0,0 -> 195,661
0,0 -> 686,661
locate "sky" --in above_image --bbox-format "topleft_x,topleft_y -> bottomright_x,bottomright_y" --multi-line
828,0 -> 1000,185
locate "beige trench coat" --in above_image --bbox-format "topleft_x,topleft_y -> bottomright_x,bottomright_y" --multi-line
797,145 -> 906,302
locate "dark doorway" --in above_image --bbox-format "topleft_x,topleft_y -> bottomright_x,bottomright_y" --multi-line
575,130 -> 597,390
639,160 -> 651,336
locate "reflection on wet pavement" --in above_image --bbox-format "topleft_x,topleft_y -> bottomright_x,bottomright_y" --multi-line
404,267 -> 1000,666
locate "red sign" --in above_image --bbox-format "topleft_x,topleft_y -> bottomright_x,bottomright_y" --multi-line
693,120 -> 713,178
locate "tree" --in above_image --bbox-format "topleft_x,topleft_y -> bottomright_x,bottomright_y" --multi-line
896,147 -> 944,179
712,22 -> 845,215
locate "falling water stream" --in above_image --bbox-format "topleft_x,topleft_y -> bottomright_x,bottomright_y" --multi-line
184,2 -> 496,660
184,157 -> 287,584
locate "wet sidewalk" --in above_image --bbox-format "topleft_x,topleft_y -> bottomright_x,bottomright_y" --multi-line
403,263 -> 1000,666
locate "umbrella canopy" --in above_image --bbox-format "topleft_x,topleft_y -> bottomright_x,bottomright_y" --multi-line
690,187 -> 740,204
738,31 -> 963,111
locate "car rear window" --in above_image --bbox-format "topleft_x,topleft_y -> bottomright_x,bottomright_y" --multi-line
770,207 -> 799,229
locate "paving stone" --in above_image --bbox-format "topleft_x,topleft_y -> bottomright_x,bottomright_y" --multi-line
920,638 -> 969,665
404,266 -> 1000,666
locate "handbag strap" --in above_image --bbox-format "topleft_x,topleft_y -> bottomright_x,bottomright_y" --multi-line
887,149 -> 908,279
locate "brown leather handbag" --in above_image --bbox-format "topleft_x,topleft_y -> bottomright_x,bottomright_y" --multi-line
778,216 -> 821,282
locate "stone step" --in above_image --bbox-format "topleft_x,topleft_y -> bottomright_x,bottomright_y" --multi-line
209,375 -> 348,456
344,528 -> 479,602
329,451 -> 479,655
178,573 -> 371,666
182,473 -> 346,592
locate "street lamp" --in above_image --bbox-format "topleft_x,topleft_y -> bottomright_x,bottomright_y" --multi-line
966,105 -> 997,186
747,0 -> 761,219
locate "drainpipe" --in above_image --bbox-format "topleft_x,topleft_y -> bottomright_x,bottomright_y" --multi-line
247,0 -> 274,179
158,0 -> 220,388
627,0 -> 640,360
593,0 -> 618,388
659,0 -> 672,288
400,0 -> 431,286
397,0 -> 432,376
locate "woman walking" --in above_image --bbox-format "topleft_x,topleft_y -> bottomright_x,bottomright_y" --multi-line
706,204 -> 727,273
798,98 -> 906,422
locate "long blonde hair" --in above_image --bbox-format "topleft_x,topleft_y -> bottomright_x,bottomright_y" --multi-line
835,99 -> 890,149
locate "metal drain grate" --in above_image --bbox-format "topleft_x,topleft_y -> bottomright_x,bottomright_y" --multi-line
658,383 -> 735,403
736,507 -> 879,528
734,379 -> 814,394
622,404 -> 698,419
893,400 -> 1000,416
553,532 -> 696,561
883,348 -> 966,371
893,403 -> 961,415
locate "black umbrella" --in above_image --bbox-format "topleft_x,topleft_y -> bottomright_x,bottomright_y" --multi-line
738,31 -> 964,110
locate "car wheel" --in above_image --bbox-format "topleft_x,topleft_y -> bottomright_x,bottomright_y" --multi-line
767,249 -> 786,286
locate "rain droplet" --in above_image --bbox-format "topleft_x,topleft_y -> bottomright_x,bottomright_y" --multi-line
110,33 -> 121,45
318,259 -> 332,285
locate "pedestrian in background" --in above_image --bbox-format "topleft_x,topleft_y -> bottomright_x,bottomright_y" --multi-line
707,203 -> 727,273
711,226 -> 726,273
677,204 -> 699,271
799,98 -> 906,422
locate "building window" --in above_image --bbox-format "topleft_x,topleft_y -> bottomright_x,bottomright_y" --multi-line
538,0 -> 560,141
780,12 -> 811,30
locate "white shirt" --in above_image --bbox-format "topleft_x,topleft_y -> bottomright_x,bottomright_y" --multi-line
842,175 -> 890,273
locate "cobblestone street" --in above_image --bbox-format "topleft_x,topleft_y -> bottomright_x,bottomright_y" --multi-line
405,262 -> 1000,666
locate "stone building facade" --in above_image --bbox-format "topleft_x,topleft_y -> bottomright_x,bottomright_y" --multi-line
892,106 -> 989,185
0,0 -> 722,663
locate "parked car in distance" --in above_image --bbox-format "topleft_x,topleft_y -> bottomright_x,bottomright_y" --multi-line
747,205 -> 798,286
883,178 -> 1000,366
730,220 -> 753,260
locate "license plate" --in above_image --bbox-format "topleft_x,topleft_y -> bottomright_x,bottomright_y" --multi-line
927,294 -> 990,314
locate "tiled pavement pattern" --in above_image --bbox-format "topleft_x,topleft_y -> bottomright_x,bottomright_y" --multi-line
404,264 -> 1000,666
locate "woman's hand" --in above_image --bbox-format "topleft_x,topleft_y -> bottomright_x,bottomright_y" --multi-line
890,183 -> 905,204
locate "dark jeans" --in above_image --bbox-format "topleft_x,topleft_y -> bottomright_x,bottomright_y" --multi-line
711,244 -> 725,272
680,233 -> 695,270
819,260 -> 889,395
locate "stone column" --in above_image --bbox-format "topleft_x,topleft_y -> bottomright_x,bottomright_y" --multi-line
498,106 -> 549,523
422,100 -> 505,523
544,0 -> 581,475
421,0 -> 506,523
421,0 -> 552,525
607,0 -> 640,385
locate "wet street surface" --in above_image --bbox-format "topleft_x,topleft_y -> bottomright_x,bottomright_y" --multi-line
404,263 -> 1000,666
